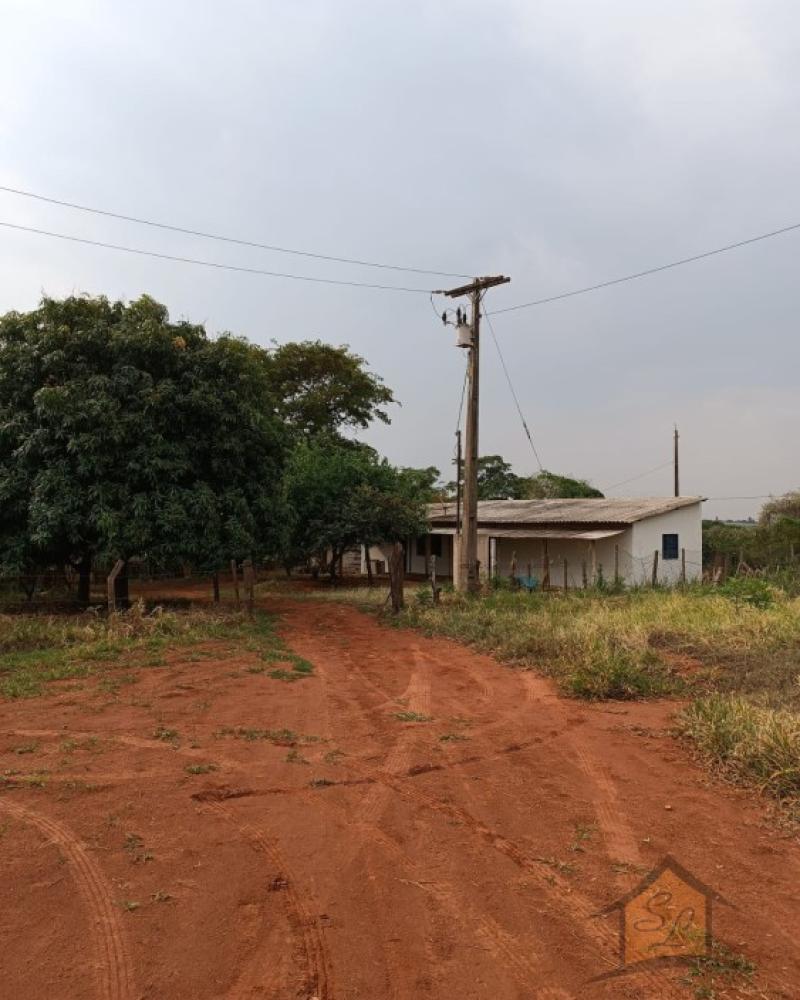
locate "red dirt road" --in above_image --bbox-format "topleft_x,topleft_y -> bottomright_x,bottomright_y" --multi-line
1,596 -> 799,999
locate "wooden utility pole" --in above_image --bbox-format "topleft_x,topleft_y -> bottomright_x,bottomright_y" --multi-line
439,275 -> 510,592
673,425 -> 680,497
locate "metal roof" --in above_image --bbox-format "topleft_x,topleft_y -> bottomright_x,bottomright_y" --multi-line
427,497 -> 702,527
430,526 -> 625,540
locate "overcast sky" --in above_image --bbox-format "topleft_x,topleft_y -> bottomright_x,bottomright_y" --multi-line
2,1 -> 798,519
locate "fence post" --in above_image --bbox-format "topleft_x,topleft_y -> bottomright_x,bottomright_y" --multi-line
230,560 -> 240,609
581,560 -> 588,589
212,572 -> 220,603
614,545 -> 620,587
389,541 -> 405,613
652,550 -> 659,588
430,554 -> 440,604
680,548 -> 686,586
542,541 -> 550,591
590,541 -> 597,587
243,558 -> 255,617
107,559 -> 125,613
563,558 -> 568,592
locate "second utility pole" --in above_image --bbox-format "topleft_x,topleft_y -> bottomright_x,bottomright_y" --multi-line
441,275 -> 510,592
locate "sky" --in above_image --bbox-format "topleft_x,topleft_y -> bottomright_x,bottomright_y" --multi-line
1,0 -> 798,520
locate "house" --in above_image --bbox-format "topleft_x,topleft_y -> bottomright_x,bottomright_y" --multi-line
364,496 -> 703,587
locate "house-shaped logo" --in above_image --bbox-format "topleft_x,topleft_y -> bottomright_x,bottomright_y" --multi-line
596,855 -> 725,977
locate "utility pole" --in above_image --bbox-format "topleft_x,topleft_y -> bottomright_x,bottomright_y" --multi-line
673,425 -> 680,497
438,275 -> 510,592
455,428 -> 462,535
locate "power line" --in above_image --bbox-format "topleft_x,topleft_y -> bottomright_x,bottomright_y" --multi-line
0,184 -> 470,279
482,303 -> 544,471
0,221 -> 435,294
603,460 -> 673,493
490,219 -> 800,315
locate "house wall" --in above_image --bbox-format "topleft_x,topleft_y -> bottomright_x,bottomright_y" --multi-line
364,535 -> 455,577
362,502 -> 703,586
630,503 -> 703,584
493,529 -> 634,587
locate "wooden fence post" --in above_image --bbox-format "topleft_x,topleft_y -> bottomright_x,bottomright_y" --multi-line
614,545 -> 620,587
243,558 -> 255,617
581,560 -> 588,589
590,541 -> 597,587
107,559 -> 125,613
389,541 -> 405,613
542,541 -> 550,591
563,558 -> 568,592
652,550 -> 659,588
680,548 -> 686,586
230,560 -> 240,609
430,554 -> 440,604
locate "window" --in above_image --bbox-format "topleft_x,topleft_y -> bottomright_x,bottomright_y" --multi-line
415,535 -> 443,558
662,533 -> 679,560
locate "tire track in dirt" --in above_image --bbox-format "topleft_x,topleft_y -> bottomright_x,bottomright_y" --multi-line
285,624 -> 578,997
0,797 -> 134,1000
203,800 -> 334,1000
520,673 -> 643,869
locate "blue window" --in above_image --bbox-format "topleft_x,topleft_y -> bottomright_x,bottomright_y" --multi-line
662,533 -> 679,560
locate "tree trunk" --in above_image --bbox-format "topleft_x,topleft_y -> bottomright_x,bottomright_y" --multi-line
389,541 -> 405,614
114,560 -> 130,610
365,544 -> 374,588
77,553 -> 92,606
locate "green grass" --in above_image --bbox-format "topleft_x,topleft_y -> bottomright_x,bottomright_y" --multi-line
0,605 -> 309,699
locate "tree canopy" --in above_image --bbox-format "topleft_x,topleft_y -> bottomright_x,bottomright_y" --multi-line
522,470 -> 604,499
281,437 -> 427,577
266,340 -> 395,439
0,294 -> 287,596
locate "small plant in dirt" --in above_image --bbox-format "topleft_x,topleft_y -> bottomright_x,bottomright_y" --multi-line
152,725 -> 179,745
309,777 -> 334,788
120,900 -> 140,913
184,763 -> 217,775
682,939 -> 755,998
438,732 -> 468,743
393,711 -> 432,723
570,822 -> 596,853
323,749 -> 344,764
12,741 -> 39,755
214,727 -> 299,744
123,832 -> 153,864
151,889 -> 173,903
285,749 -> 308,765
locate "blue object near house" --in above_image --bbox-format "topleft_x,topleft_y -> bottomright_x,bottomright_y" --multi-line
516,575 -> 539,592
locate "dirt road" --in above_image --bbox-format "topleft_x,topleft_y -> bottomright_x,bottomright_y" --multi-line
1,597 -> 799,999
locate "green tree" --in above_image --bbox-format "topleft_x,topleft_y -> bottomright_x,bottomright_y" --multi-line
281,438 -> 426,579
521,470 -> 604,499
760,490 -> 800,525
447,455 -> 527,500
266,340 -> 395,438
0,294 -> 287,602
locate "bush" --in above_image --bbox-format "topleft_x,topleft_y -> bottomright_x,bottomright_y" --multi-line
718,577 -> 775,609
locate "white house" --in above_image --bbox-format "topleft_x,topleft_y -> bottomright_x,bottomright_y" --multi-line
364,497 -> 704,587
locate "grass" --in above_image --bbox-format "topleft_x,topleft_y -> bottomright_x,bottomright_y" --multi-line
0,604 -> 310,699
678,696 -> 800,801
393,710 -> 432,723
